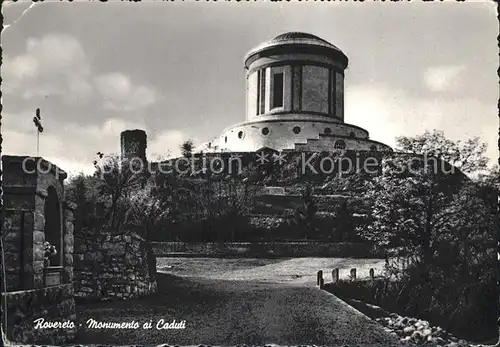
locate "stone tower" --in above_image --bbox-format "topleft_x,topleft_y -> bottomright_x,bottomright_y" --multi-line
120,129 -> 147,162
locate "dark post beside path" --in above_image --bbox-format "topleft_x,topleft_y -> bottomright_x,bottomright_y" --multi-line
332,268 -> 339,283
317,270 -> 323,286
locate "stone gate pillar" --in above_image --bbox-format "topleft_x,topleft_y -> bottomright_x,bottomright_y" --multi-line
63,202 -> 76,284
1,156 -> 76,344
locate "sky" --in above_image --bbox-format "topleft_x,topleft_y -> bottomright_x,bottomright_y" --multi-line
2,1 -> 498,176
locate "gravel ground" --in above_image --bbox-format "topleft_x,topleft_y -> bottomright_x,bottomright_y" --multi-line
156,257 -> 386,286
74,273 -> 398,346
11,257 -> 495,346
71,257 -> 398,346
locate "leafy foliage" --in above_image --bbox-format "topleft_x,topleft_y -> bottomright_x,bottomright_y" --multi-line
395,130 -> 489,174
180,140 -> 194,158
354,132 -> 497,341
293,184 -> 318,239
43,241 -> 57,260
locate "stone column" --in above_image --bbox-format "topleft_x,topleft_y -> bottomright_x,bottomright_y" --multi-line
2,209 -> 23,291
63,202 -> 76,284
2,160 -> 38,290
33,194 -> 46,289
22,211 -> 36,290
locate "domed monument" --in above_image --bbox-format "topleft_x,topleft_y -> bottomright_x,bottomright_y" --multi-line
196,32 -> 392,153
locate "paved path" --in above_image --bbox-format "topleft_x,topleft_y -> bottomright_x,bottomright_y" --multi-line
76,258 -> 398,346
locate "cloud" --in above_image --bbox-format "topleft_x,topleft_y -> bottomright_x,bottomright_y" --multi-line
3,33 -> 157,111
148,130 -> 198,160
4,54 -> 39,80
2,114 -> 145,171
94,73 -> 157,112
345,83 -> 497,166
3,33 -> 92,103
423,65 -> 465,92
2,109 -> 192,174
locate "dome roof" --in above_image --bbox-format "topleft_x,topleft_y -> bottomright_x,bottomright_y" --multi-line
244,31 -> 347,66
268,32 -> 340,49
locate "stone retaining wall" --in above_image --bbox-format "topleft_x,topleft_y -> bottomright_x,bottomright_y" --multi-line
152,241 -> 381,258
74,228 -> 157,301
1,283 -> 76,344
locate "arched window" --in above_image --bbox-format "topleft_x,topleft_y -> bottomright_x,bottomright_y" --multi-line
224,136 -> 227,143
238,131 -> 244,139
44,186 -> 61,266
293,126 -> 301,134
334,140 -> 346,150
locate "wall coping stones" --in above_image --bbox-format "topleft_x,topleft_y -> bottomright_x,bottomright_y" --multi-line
1,283 -> 73,296
2,155 -> 68,180
3,186 -> 37,195
3,207 -> 33,212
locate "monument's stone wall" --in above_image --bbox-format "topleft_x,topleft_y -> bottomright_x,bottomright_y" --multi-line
74,228 -> 157,301
3,209 -> 26,291
1,284 -> 76,344
152,241 -> 381,258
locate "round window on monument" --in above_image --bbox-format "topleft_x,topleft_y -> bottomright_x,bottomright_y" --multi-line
238,131 -> 244,139
334,140 -> 346,150
293,126 -> 301,134
349,131 -> 355,137
262,127 -> 270,136
324,127 -> 332,135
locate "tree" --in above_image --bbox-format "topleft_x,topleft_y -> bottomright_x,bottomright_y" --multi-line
123,178 -> 172,282
395,130 -> 489,174
334,200 -> 358,242
359,154 -> 463,267
67,154 -> 173,283
362,132 -> 491,262
92,153 -> 147,229
294,184 -> 318,239
357,132 -> 497,338
180,140 -> 194,158
66,173 -> 106,231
